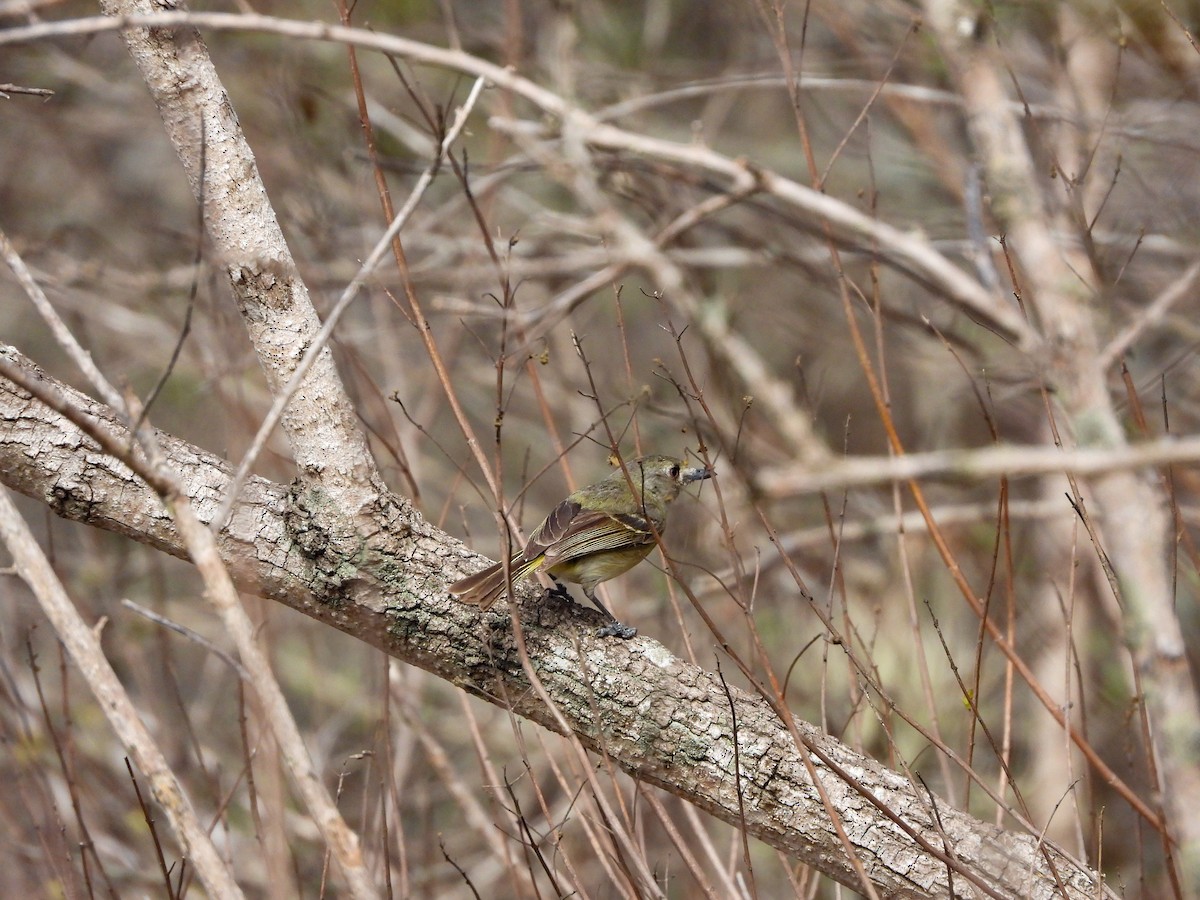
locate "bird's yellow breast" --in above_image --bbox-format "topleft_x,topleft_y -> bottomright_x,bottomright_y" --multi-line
546,544 -> 656,587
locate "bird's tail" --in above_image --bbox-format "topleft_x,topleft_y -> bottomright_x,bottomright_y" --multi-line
449,554 -> 541,610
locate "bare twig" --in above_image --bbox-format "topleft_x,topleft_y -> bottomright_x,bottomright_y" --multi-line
0,486 -> 243,899
758,435 -> 1200,495
0,10 -> 1037,348
1100,260 -> 1200,368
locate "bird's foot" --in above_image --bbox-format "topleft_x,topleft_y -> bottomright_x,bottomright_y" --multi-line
543,581 -> 574,604
597,620 -> 638,640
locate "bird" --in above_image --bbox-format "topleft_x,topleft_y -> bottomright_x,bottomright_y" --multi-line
450,454 -> 714,638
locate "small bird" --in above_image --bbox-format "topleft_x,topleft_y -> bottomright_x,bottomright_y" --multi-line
450,454 -> 714,638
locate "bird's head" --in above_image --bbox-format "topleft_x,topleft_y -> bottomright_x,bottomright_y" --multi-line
625,454 -> 714,507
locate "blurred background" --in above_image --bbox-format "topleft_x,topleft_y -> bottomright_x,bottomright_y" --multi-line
2,0 -> 1199,895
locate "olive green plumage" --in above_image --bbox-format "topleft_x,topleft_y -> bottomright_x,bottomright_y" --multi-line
450,455 -> 713,637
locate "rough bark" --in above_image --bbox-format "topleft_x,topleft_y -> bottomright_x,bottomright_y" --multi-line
94,0 -> 385,518
0,344 -> 1113,899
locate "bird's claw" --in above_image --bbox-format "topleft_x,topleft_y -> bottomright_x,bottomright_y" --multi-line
597,621 -> 638,640
544,581 -> 574,604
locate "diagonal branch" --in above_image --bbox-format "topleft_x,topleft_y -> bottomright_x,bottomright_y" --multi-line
0,484 -> 244,900
93,0 -> 385,518
0,344 -> 1115,900
0,10 -> 1037,351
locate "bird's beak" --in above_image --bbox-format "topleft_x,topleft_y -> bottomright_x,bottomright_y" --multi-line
682,465 -> 714,484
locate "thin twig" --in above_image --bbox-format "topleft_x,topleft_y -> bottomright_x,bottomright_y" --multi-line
759,435 -> 1200,495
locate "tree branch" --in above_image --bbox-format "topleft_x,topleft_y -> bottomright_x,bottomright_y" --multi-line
0,10 -> 1037,350
0,344 -> 1114,899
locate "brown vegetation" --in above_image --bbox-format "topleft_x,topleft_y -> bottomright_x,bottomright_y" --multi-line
1,1 -> 1199,896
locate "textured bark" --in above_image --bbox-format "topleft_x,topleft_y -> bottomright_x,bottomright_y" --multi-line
95,0 -> 384,518
0,344 -> 1114,899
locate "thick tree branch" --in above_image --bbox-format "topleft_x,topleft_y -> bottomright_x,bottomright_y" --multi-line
0,344 -> 1113,899
93,0 -> 385,518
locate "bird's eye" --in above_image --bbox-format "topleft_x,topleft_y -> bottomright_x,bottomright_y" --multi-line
670,464 -> 680,479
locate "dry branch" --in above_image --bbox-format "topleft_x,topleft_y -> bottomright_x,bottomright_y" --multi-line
925,3 -> 1200,888
0,10 -> 1037,349
0,344 -> 1113,899
0,485 -> 243,900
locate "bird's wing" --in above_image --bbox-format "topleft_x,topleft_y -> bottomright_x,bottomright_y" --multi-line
525,504 -> 657,565
525,497 -> 583,557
